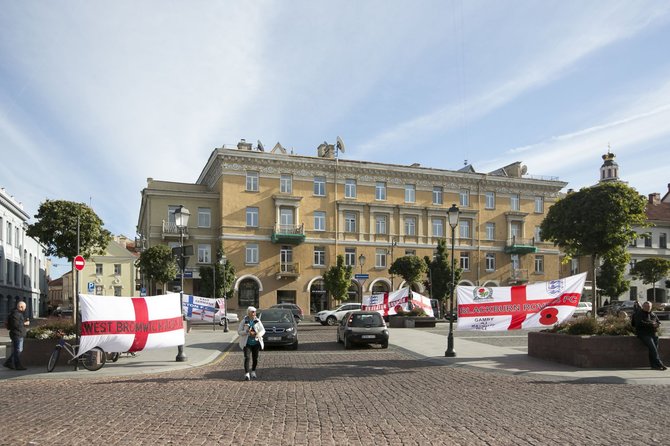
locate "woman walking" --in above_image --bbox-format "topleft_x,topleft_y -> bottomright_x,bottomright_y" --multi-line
237,306 -> 265,380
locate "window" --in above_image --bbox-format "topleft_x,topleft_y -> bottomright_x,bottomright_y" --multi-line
459,220 -> 471,239
460,252 -> 470,271
534,255 -> 544,273
433,186 -> 443,205
661,233 -> 667,249
198,207 -> 211,228
314,247 -> 325,266
404,216 -> 416,236
15,227 -> 19,247
246,207 -> 259,227
570,258 -> 579,276
534,226 -> 542,242
485,192 -> 495,209
0,217 -> 3,241
630,236 -> 638,247
459,189 -> 470,207
198,244 -> 211,263
405,184 -> 415,203
114,286 -> 122,297
246,244 -> 259,264
510,222 -> 522,239
280,246 -> 293,270
96,264 -> 103,275
345,212 -> 357,233
375,249 -> 387,268
345,248 -> 356,267
405,249 -> 416,256
314,211 -> 326,231
534,196 -> 544,213
246,171 -> 259,192
511,194 -> 520,211
7,222 -> 11,246
645,235 -> 652,247
375,215 -> 387,235
280,208 -> 294,227
114,264 -> 121,275
375,182 -> 386,200
432,218 -> 444,237
485,253 -> 496,271
345,179 -> 357,198
630,286 -> 638,300
485,223 -> 495,241
314,176 -> 326,196
280,174 -> 292,194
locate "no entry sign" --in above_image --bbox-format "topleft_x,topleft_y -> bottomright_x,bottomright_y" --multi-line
74,255 -> 86,271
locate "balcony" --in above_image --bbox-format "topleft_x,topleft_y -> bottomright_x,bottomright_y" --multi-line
276,262 -> 300,280
509,269 -> 529,284
162,220 -> 189,240
271,223 -> 305,245
504,236 -> 538,254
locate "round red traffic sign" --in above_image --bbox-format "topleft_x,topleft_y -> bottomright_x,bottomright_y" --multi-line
74,255 -> 86,271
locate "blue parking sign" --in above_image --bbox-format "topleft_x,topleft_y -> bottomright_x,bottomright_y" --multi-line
87,282 -> 95,293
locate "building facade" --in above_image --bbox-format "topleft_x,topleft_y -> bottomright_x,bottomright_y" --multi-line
0,187 -> 49,320
137,140 -> 567,315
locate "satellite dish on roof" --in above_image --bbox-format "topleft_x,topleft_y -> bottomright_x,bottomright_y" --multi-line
336,136 -> 346,154
257,140 -> 265,152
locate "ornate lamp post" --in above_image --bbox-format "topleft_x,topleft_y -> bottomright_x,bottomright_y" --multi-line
221,255 -> 229,332
174,205 -> 190,362
358,254 -> 366,302
445,204 -> 460,357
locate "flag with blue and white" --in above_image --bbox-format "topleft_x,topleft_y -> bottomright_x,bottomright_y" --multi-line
182,295 -> 217,322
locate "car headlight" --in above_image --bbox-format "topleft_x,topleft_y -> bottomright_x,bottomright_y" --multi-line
286,327 -> 294,332
383,330 -> 389,335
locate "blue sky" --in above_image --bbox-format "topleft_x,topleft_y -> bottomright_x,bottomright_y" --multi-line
2,1 -> 670,279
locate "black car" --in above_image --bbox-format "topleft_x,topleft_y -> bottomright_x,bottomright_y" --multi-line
270,303 -> 304,323
336,310 -> 389,349
258,308 -> 298,350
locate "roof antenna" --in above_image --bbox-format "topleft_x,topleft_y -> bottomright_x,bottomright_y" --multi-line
464,159 -> 468,166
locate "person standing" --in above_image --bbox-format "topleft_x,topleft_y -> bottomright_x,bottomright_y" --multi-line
237,306 -> 265,381
632,301 -> 666,371
4,301 -> 30,371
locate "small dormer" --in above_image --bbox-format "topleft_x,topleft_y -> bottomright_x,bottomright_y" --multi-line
237,139 -> 253,151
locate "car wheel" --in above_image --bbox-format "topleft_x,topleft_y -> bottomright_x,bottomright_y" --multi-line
586,311 -> 592,317
344,336 -> 351,350
326,316 -> 337,326
291,340 -> 298,350
336,331 -> 341,343
320,321 -> 328,326
381,341 -> 388,349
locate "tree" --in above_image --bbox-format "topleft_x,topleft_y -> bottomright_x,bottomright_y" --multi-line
323,255 -> 353,303
389,255 -> 427,289
631,258 -> 670,302
27,200 -> 112,260
424,239 -> 462,309
597,246 -> 630,301
136,245 -> 178,294
540,182 -> 647,312
199,245 -> 236,299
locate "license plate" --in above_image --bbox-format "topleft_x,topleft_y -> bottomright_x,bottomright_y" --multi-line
361,335 -> 375,339
268,336 -> 281,341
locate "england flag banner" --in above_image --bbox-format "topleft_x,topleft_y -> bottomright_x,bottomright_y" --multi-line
78,294 -> 184,356
182,295 -> 216,322
216,298 -> 226,318
456,273 -> 587,331
362,288 -> 434,317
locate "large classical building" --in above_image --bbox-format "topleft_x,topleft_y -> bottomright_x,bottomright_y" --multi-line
0,187 -> 49,320
137,139 -> 567,315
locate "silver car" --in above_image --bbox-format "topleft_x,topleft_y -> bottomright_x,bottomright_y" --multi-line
315,303 -> 362,326
336,310 -> 389,349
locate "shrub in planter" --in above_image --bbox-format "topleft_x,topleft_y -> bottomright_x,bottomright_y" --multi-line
26,321 -> 76,340
544,315 -> 636,336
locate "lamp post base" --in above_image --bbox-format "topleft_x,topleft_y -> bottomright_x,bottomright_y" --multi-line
176,345 -> 187,362
445,332 -> 456,357
223,318 -> 229,333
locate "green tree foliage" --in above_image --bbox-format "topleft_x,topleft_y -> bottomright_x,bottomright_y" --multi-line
136,245 -> 178,294
389,255 -> 427,288
323,255 -> 353,302
423,239 -> 461,301
27,200 -> 112,260
631,258 -> 670,302
597,246 -> 630,300
540,182 -> 647,311
199,245 -> 236,299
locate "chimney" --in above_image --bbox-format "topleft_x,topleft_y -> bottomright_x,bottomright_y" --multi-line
649,193 -> 661,205
237,139 -> 253,151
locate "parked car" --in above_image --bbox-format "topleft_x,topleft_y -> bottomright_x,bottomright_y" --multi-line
270,303 -> 304,323
54,306 -> 73,317
614,301 -> 638,318
258,308 -> 298,350
430,299 -> 441,319
189,312 -> 239,326
597,301 -> 621,317
315,302 -> 362,326
572,302 -> 593,317
336,310 -> 389,349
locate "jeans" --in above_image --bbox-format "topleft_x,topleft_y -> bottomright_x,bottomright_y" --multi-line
638,335 -> 663,368
243,344 -> 261,373
6,335 -> 24,367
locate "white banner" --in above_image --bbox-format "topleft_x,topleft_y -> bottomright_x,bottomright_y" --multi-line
362,288 -> 434,317
78,294 -> 185,356
182,295 -> 216,322
456,273 -> 587,331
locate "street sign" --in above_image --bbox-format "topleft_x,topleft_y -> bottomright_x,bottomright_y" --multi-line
74,255 -> 86,271
87,282 -> 95,293
354,274 -> 369,279
140,287 -> 147,297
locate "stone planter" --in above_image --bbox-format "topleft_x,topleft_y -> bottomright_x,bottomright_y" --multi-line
528,332 -> 670,368
3,338 -> 66,368
388,316 -> 436,328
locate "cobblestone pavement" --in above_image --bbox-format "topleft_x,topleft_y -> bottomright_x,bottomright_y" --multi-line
1,325 -> 668,446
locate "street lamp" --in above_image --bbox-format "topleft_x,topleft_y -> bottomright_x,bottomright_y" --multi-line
388,237 -> 398,290
445,203 -> 460,357
174,205 -> 190,362
221,255 -> 229,332
358,254 -> 366,302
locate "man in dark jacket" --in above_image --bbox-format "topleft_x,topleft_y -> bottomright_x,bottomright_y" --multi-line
4,301 -> 30,370
632,301 -> 666,371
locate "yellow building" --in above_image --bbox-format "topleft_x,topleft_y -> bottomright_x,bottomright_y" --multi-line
137,139 -> 567,315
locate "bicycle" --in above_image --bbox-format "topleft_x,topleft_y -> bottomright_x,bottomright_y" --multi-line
47,339 -> 107,372
107,351 -> 137,362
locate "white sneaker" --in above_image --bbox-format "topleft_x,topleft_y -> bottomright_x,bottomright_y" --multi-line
250,371 -> 257,379
244,373 -> 250,381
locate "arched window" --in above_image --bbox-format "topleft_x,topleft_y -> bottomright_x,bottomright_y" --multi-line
372,281 -> 390,294
309,279 -> 327,313
238,279 -> 259,309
